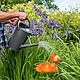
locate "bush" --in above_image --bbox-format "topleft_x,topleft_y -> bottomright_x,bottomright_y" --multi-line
0,1 -> 80,80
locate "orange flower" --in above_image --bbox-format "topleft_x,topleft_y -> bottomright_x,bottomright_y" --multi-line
36,62 -> 58,73
50,53 -> 61,63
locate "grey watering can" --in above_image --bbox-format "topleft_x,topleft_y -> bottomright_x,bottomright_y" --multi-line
7,19 -> 34,51
7,19 -> 50,51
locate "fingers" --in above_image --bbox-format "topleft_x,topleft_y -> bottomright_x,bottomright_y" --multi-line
7,12 -> 28,25
18,12 -> 28,20
9,18 -> 19,25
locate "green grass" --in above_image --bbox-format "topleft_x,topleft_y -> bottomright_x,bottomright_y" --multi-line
0,39 -> 80,80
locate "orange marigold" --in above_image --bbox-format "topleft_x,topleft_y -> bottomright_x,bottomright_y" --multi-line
36,62 -> 58,73
50,53 -> 61,63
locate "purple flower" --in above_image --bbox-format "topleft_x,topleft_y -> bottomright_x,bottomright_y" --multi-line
39,33 -> 42,36
54,34 -> 58,40
78,25 -> 80,29
58,32 -> 62,40
38,10 -> 43,16
32,18 -> 37,24
60,24 -> 63,29
35,9 -> 40,13
1,50 -> 6,56
5,34 -> 9,38
66,28 -> 71,34
52,30 -> 54,34
38,27 -> 42,33
40,34 -> 42,36
43,11 -> 46,15
0,45 -> 2,49
33,4 -> 37,9
38,22 -> 42,28
30,22 -> 35,28
19,9 -> 24,12
42,15 -> 47,20
49,19 -> 56,25
54,24 -> 58,28
9,27 -> 14,33
39,19 -> 44,23
9,28 -> 13,33
44,20 -> 48,26
10,24 -> 15,28
32,33 -> 38,36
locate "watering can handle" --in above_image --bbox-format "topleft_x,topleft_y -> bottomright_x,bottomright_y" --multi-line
18,19 -> 30,28
27,19 -> 30,27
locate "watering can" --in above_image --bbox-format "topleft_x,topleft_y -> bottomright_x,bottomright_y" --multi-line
7,19 -> 50,51
7,19 -> 38,51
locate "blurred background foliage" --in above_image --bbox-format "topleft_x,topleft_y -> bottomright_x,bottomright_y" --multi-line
0,0 -> 59,11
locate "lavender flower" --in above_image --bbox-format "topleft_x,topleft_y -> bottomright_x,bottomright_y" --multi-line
33,4 -> 37,9
8,24 -> 15,33
53,34 -> 58,40
1,50 -> 6,56
0,45 -> 2,49
32,18 -> 37,25
43,11 -> 46,15
44,20 -> 48,26
52,30 -> 54,34
30,22 -> 35,28
58,32 -> 62,40
19,9 -> 24,12
9,28 -> 13,33
32,33 -> 38,36
39,33 -> 42,36
38,27 -> 42,33
35,9 -> 42,16
42,15 -> 47,20
66,28 -> 71,34
38,10 -> 43,16
38,22 -> 42,28
49,19 -> 56,25
60,24 -> 63,29
39,19 -> 44,23
54,24 -> 58,28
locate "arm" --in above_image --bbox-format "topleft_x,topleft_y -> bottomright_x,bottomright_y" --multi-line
0,11 -> 19,22
0,11 -> 28,22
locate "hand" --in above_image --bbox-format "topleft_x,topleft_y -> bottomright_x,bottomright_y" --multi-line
8,18 -> 19,25
18,12 -> 28,20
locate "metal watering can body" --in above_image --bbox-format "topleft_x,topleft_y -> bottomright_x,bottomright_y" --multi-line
8,20 -> 32,51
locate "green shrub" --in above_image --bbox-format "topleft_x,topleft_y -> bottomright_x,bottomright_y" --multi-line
0,1 -> 80,80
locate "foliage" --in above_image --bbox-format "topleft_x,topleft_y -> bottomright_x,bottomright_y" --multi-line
0,0 -> 30,5
0,1 -> 80,80
34,0 -> 59,10
0,0 -> 58,11
3,1 -> 79,43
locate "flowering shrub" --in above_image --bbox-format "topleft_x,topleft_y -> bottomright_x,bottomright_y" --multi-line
0,1 -> 80,80
5,1 -> 80,44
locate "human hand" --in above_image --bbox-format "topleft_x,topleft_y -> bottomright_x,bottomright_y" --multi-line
18,12 -> 28,20
8,18 -> 19,25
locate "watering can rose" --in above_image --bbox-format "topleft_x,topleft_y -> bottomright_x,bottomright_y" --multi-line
36,62 -> 58,73
50,53 -> 61,63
